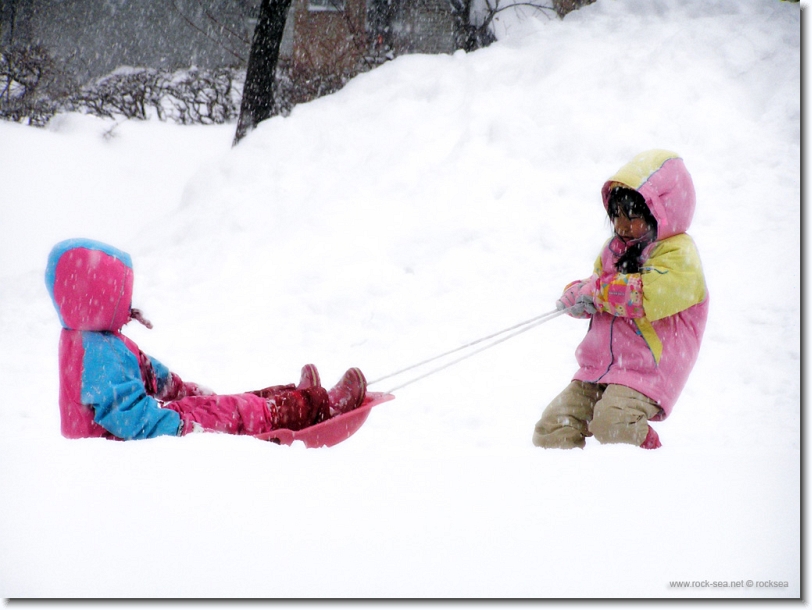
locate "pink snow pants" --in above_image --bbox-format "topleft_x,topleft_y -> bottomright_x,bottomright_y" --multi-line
165,385 -> 330,436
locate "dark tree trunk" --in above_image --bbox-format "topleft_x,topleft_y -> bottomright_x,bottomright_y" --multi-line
233,0 -> 293,146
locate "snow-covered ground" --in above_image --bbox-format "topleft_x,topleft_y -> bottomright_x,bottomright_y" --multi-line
0,0 -> 801,599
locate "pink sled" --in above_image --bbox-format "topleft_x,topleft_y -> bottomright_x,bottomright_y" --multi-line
255,391 -> 395,448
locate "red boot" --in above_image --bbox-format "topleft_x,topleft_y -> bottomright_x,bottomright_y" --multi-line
252,365 -> 320,398
266,387 -> 330,431
640,425 -> 662,450
327,368 -> 367,417
298,364 -> 321,390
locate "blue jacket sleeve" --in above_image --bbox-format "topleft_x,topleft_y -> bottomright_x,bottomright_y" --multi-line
147,354 -> 174,397
81,332 -> 182,440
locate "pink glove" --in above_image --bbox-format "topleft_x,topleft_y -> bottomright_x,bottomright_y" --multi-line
557,276 -> 598,318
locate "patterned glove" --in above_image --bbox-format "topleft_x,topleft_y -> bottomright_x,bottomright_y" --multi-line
594,273 -> 645,318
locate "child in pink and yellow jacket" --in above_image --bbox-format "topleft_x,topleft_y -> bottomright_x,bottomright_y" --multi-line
533,150 -> 708,449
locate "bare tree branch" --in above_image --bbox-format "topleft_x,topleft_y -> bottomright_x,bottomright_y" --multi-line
193,0 -> 252,46
170,0 -> 247,64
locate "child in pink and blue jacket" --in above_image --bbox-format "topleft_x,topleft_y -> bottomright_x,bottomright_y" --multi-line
533,150 -> 708,449
45,238 -> 366,440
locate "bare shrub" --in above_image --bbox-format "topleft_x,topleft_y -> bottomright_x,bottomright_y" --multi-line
0,45 -> 75,126
164,67 -> 241,125
70,66 -> 243,124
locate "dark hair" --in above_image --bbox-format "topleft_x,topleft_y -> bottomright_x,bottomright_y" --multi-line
607,187 -> 654,224
608,187 -> 657,274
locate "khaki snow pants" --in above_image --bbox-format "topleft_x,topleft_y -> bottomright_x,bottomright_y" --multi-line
532,381 -> 661,449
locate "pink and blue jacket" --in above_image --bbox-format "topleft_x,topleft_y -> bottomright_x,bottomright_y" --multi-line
45,239 -> 208,439
570,150 -> 708,418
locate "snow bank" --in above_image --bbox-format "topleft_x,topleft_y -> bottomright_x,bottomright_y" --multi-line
0,0 -> 800,598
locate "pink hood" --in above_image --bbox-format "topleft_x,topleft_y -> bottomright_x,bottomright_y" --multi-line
45,239 -> 134,332
600,149 -> 696,240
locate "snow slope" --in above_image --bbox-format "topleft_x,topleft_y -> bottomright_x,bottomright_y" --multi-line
0,0 -> 801,599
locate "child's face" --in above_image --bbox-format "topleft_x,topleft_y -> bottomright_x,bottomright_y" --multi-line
607,187 -> 655,242
612,210 -> 652,241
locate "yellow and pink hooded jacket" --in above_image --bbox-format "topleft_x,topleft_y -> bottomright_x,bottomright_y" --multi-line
571,150 -> 708,418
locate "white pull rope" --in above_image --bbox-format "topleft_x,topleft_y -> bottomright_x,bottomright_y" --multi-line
369,308 -> 565,394
367,309 -> 561,386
